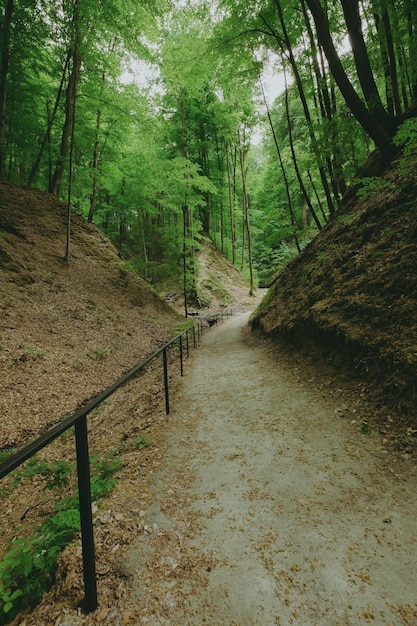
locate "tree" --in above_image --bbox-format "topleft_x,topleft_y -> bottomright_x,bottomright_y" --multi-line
0,0 -> 13,179
304,0 -> 396,153
49,0 -> 81,197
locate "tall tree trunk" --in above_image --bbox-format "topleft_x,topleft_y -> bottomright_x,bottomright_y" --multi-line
182,205 -> 188,317
88,108 -> 101,223
0,0 -> 13,180
302,0 -> 343,207
64,81 -> 77,267
28,53 -> 70,188
225,139 -> 236,265
49,0 -> 81,197
179,88 -> 195,316
214,129 -> 225,254
307,169 -> 327,223
237,125 -> 254,296
137,205 -> 148,282
408,9 -> 417,100
305,0 -> 394,153
301,0 -> 331,120
270,0 -> 336,215
340,0 -> 395,132
303,0 -> 349,203
260,83 -> 300,253
374,10 -> 394,116
381,7 -> 401,115
49,49 -> 81,196
284,70 -> 322,232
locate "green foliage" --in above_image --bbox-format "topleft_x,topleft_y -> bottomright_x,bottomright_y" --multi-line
23,346 -> 45,361
0,450 -> 15,465
0,450 -> 122,622
394,119 -> 417,181
0,510 -> 80,623
394,118 -> 417,152
87,347 -> 109,361
171,321 -> 195,336
2,0 -> 416,310
12,457 -> 72,491
200,275 -> 232,304
337,214 -> 356,225
253,237 -> 309,287
133,435 -> 150,450
89,451 -> 123,500
356,177 -> 393,201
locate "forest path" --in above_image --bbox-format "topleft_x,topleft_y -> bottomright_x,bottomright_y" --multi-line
127,312 -> 417,625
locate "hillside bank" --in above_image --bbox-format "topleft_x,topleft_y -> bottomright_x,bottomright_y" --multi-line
251,145 -> 417,445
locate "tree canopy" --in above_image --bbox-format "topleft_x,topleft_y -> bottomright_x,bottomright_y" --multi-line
1,0 -> 416,295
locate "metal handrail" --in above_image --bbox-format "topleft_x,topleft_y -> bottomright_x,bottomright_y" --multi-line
0,324 -> 198,614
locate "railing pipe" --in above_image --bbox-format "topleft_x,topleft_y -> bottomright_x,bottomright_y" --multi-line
179,335 -> 184,377
75,416 -> 98,613
163,347 -> 170,415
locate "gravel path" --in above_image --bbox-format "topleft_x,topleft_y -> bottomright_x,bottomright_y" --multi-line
129,312 -> 417,625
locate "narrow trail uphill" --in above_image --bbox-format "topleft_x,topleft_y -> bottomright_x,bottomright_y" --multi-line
118,313 -> 417,625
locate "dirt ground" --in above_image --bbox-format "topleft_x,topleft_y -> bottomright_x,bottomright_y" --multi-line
88,313 -> 417,625
125,313 -> 417,625
13,311 -> 417,626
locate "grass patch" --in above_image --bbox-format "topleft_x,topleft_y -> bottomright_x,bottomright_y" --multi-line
202,274 -> 232,303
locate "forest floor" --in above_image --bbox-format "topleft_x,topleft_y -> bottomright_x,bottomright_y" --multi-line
23,313 -> 417,626
1,180 -> 417,625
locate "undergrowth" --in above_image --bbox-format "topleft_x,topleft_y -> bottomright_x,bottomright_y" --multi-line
0,449 -> 122,624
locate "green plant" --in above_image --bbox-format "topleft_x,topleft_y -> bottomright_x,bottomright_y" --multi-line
18,346 -> 45,361
12,457 -> 73,490
356,177 -> 392,201
133,435 -> 150,450
394,118 -> 417,181
0,509 -> 80,623
171,321 -> 194,336
0,450 -> 15,466
90,450 -> 122,500
316,251 -> 330,262
0,450 -> 122,622
394,118 -> 417,152
87,347 -> 108,360
338,213 -> 355,225
86,298 -> 97,309
202,274 -> 232,303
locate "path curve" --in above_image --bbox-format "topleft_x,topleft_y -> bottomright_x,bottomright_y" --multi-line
128,312 -> 417,625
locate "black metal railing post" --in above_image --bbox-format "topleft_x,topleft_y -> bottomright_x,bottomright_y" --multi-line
179,335 -> 184,376
74,416 -> 98,613
163,347 -> 170,414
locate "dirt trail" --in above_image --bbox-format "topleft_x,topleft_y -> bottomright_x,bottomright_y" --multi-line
126,313 -> 417,625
